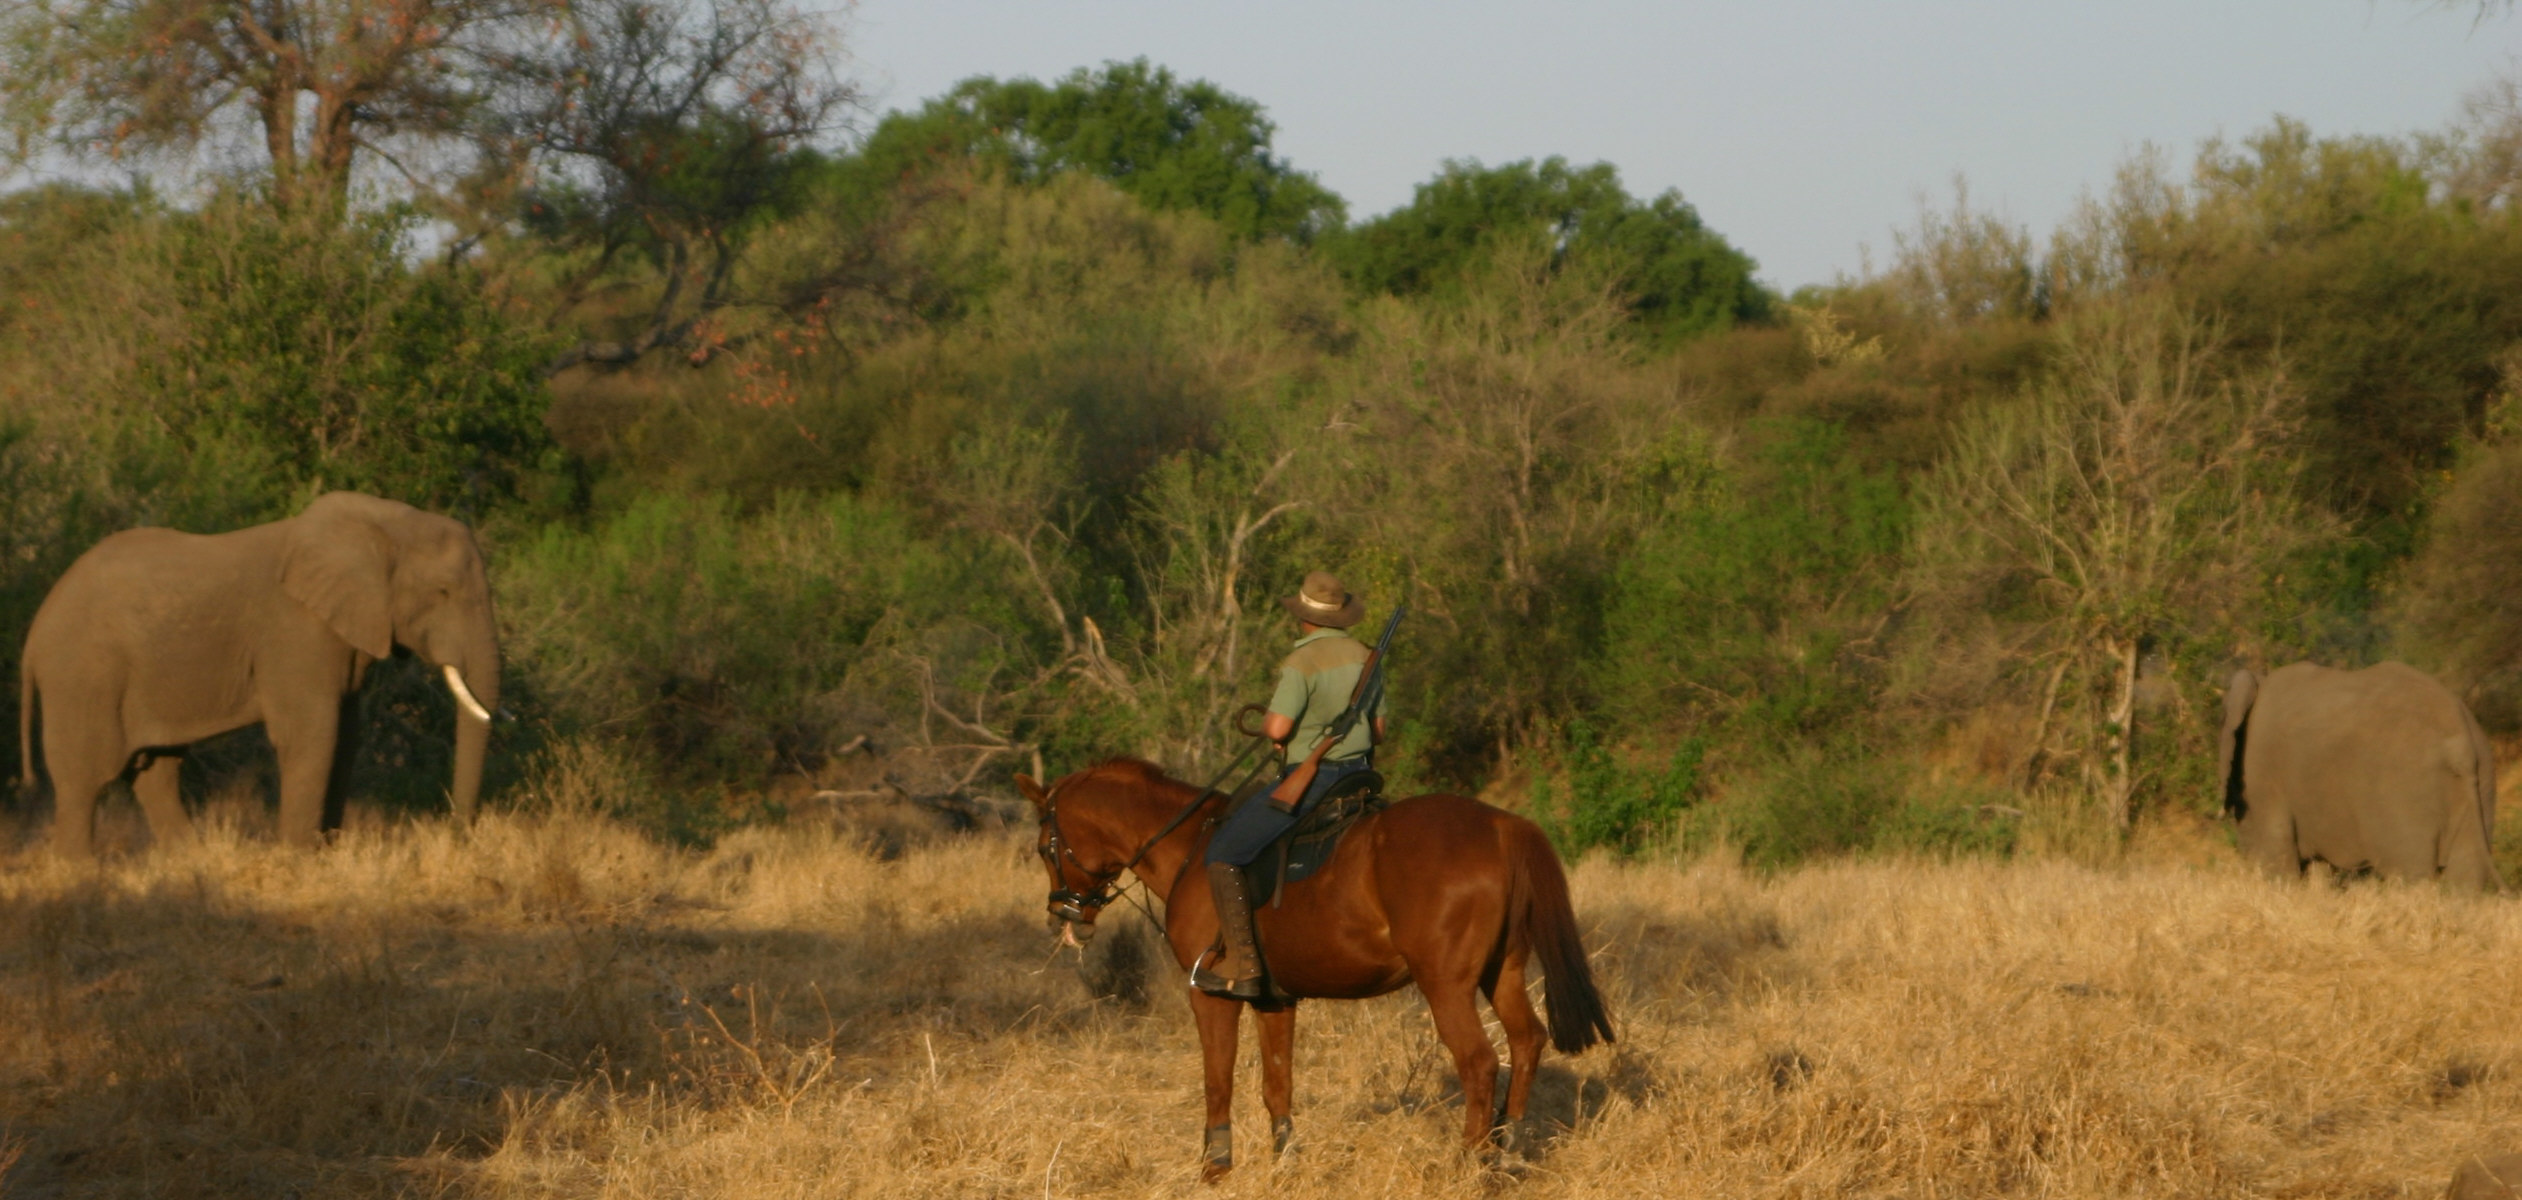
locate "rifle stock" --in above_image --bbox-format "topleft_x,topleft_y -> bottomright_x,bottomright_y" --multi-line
1268,736 -> 1335,811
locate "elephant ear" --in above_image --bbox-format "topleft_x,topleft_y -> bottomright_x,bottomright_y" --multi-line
2217,669 -> 2260,816
2462,703 -> 2499,872
281,510 -> 395,660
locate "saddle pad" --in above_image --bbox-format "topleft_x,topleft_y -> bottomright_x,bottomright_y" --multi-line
1249,773 -> 1388,908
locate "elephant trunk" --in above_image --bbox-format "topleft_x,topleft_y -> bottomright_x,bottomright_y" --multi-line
445,644 -> 500,825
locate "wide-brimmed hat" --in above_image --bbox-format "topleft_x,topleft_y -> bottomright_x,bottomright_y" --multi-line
1280,571 -> 1365,628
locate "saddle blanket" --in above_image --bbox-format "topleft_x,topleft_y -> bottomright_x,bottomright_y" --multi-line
1246,771 -> 1387,908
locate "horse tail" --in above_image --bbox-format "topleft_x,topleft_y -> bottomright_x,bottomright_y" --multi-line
1508,820 -> 1614,1053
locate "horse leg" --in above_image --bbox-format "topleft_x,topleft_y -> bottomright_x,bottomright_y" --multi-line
1257,1002 -> 1297,1155
1483,952 -> 1545,1150
1190,988 -> 1242,1181
1423,979 -> 1501,1150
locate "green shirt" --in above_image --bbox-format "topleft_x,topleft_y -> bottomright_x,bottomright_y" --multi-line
1267,628 -> 1387,764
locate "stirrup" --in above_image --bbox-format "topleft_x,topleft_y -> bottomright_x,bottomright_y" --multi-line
1188,947 -> 1265,999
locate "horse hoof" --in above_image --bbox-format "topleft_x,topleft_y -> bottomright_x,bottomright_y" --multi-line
1202,1124 -> 1232,1182
1491,1123 -> 1518,1155
1271,1115 -> 1295,1156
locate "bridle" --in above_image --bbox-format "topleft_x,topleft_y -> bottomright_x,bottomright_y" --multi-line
1036,727 -> 1275,931
1036,778 -> 1130,924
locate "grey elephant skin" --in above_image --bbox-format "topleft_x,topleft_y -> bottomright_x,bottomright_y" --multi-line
2219,661 -> 2499,889
17,492 -> 502,857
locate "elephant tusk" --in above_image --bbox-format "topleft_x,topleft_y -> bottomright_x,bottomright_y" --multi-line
443,665 -> 493,723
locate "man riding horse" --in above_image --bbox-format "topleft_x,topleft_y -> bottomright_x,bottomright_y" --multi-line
1018,570 -> 1608,1170
1190,571 -> 1388,1000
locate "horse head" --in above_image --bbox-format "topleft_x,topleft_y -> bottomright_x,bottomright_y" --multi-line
1017,768 -> 1128,946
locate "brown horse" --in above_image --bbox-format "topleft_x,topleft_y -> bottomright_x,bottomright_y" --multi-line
1015,758 -> 1613,1179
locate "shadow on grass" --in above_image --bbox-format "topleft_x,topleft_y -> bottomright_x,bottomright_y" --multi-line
0,840 -> 1099,1200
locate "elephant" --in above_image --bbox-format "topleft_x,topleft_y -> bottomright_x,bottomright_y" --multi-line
17,492 -> 502,857
2219,661 -> 2499,890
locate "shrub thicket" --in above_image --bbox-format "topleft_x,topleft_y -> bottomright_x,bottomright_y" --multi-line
7,62 -> 2522,866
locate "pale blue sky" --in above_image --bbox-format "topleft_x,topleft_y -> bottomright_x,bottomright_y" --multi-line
846,2 -> 2522,291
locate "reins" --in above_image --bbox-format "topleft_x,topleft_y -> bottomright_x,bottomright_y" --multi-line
1039,708 -> 1279,934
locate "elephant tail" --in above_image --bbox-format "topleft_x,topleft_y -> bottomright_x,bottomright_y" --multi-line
16,664 -> 32,795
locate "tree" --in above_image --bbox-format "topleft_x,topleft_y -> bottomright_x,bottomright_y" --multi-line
1887,178 -> 2040,324
2394,350 -> 2522,730
138,199 -> 557,517
850,58 -> 1344,243
0,0 -> 850,219
4,0 -> 510,208
2047,116 -> 2522,536
1904,300 -> 2321,827
483,0 -> 855,373
1327,156 -> 1769,348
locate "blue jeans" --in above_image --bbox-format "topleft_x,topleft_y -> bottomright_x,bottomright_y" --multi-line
1205,755 -> 1373,867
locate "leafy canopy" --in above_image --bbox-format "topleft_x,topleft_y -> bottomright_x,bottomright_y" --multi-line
0,0 -> 850,227
140,201 -> 558,518
1328,156 -> 1772,347
851,58 -> 1344,242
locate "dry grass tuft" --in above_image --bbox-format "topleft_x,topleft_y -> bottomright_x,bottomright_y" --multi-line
3,793 -> 2521,1197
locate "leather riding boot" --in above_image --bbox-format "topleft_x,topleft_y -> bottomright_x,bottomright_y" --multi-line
1191,863 -> 1266,999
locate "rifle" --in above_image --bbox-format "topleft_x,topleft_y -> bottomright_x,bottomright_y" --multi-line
1268,604 -> 1405,811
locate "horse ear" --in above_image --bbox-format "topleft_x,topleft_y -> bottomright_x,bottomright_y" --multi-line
1014,774 -> 1049,810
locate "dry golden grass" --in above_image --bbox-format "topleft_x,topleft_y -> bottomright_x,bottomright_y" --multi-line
6,782 -> 2522,1198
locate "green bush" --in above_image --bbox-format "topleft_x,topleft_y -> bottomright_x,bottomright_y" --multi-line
139,198 -> 557,519
1694,744 -> 2015,872
496,491 -> 1037,813
1323,155 -> 1771,347
1534,720 -> 1705,858
1592,418 -> 1907,743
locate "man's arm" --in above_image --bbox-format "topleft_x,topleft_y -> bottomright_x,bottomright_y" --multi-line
1265,663 -> 1306,751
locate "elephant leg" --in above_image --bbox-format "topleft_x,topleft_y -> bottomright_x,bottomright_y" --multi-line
2442,799 -> 2502,891
131,753 -> 195,849
43,762 -> 112,862
2237,813 -> 2302,879
2443,841 -> 2501,892
39,707 -> 124,861
322,695 -> 360,835
265,701 -> 342,850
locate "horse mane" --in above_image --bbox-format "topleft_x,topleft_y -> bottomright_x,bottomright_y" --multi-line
1074,756 -> 1171,785
1065,756 -> 1208,805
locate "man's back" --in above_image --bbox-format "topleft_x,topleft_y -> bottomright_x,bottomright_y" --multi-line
1272,629 -> 1376,761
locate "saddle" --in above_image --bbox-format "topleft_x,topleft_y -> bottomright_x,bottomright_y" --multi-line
1246,768 -> 1389,909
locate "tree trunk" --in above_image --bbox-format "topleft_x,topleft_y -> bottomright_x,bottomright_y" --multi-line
258,83 -> 304,209
2102,635 -> 2139,829
309,84 -> 361,213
